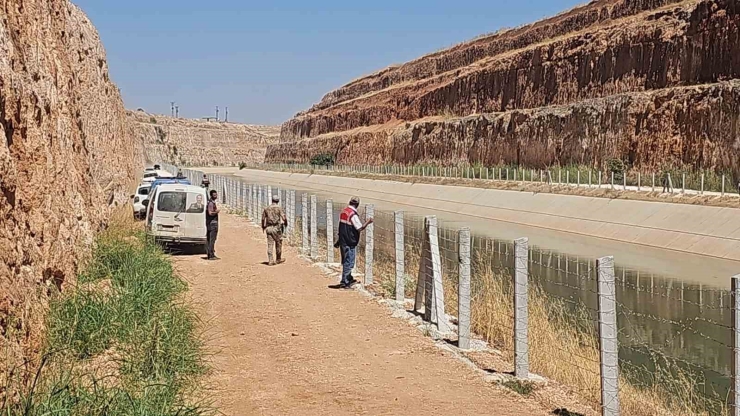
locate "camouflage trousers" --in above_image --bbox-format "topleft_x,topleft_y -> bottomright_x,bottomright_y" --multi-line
266,226 -> 283,264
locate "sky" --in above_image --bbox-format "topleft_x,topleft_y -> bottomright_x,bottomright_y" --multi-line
74,0 -> 585,125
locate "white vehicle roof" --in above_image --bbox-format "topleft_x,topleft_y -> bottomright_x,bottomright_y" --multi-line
155,183 -> 205,193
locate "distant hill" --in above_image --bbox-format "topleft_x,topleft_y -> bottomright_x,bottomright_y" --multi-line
129,110 -> 280,167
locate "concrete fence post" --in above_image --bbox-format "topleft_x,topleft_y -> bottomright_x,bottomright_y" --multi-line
558,169 -> 561,184
623,173 -> 627,190
394,211 -> 405,303
652,172 -> 656,192
414,216 -> 449,333
310,195 -> 318,259
242,183 -> 247,213
701,173 -> 705,195
682,173 -> 686,194
514,237 -> 530,379
668,174 -> 674,194
598,171 -> 602,188
577,171 -> 580,187
252,185 -> 258,221
364,204 -> 375,285
268,186 -> 273,206
723,175 -> 726,197
566,170 -> 570,185
731,275 -> 740,416
326,200 -> 334,263
458,228 -> 471,350
597,256 -> 620,416
611,172 -> 614,190
288,190 -> 296,236
637,172 -> 641,191
302,193 -> 309,255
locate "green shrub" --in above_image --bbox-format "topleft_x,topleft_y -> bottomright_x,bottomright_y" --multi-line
310,153 -> 334,167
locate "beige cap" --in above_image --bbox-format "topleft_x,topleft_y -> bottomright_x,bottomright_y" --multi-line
349,196 -> 360,205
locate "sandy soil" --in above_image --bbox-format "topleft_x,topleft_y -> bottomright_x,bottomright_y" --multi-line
175,213 -> 549,416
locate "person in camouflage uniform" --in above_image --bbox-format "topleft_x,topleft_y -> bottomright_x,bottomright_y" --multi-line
262,194 -> 288,266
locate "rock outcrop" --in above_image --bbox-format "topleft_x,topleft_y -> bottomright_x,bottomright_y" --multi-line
130,111 -> 280,167
268,0 -> 740,176
0,0 -> 141,381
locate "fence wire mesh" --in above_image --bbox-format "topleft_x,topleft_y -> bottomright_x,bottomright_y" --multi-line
180,168 -> 735,416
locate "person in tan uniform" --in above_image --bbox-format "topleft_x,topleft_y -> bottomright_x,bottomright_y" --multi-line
262,194 -> 288,265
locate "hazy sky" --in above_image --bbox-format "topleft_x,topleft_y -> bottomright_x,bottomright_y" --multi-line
74,0 -> 584,125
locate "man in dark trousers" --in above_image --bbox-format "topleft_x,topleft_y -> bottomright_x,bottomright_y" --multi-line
334,196 -> 373,289
206,189 -> 220,260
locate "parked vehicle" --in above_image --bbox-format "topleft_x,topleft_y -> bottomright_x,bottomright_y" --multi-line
145,183 -> 207,250
131,184 -> 152,219
142,169 -> 174,183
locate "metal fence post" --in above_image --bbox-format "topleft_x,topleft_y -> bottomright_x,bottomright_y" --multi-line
395,211 -> 405,303
364,204 -> 375,285
326,200 -> 334,263
458,228 -> 471,350
514,237 -> 530,379
310,195 -> 318,259
723,175 -> 726,197
732,275 -> 740,416
302,193 -> 309,255
701,173 -> 705,195
597,256 -> 620,416
652,172 -> 656,192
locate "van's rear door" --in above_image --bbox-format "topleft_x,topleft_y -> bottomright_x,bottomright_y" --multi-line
181,189 -> 207,240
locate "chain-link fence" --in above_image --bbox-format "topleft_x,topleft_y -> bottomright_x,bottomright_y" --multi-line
176,166 -> 737,416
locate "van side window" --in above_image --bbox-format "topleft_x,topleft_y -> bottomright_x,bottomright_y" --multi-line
139,187 -> 150,196
157,192 -> 187,213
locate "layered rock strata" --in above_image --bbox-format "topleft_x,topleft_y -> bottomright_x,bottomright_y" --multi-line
130,111 -> 280,167
268,0 -> 740,175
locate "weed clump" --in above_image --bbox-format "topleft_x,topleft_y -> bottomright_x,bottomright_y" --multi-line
2,222 -> 212,415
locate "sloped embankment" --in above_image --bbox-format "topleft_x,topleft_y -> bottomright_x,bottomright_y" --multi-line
268,0 -> 740,175
0,0 -> 142,384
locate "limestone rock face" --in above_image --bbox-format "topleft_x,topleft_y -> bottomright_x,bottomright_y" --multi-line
268,0 -> 740,176
0,0 -> 141,378
130,111 -> 280,167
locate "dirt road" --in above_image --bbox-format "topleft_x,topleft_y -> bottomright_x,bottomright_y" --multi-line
175,213 -> 548,415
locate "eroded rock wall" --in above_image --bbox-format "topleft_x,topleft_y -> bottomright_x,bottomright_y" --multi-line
269,0 -> 740,176
269,81 -> 740,173
130,111 -> 280,167
0,0 -> 141,379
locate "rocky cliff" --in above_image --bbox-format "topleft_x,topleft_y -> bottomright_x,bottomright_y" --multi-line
268,0 -> 740,176
0,0 -> 141,381
130,111 -> 280,167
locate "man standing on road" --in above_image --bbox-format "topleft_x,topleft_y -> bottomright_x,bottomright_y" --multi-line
206,190 -> 220,260
262,195 -> 288,266
334,196 -> 373,289
201,174 -> 210,189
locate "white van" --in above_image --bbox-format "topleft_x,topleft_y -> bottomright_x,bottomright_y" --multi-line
146,183 -> 207,250
142,170 -> 174,183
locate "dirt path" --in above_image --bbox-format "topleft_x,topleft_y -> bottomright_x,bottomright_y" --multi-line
175,213 -> 548,415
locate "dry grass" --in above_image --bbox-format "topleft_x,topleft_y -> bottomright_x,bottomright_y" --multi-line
364,241 -> 725,416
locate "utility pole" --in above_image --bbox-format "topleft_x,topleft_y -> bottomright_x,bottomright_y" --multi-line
225,107 -> 229,122
215,106 -> 219,121
175,106 -> 179,118
171,101 -> 175,117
